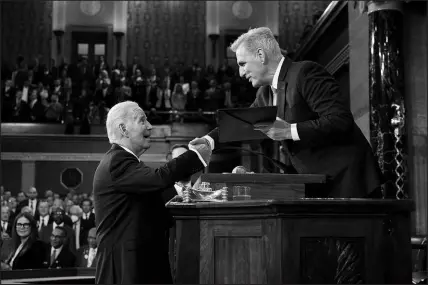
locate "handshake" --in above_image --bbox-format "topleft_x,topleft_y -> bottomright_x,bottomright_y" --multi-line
188,137 -> 212,166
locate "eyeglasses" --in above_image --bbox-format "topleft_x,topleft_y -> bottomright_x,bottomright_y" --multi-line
51,234 -> 66,239
16,223 -> 30,229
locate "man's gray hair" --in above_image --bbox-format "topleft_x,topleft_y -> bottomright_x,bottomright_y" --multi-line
230,27 -> 282,61
106,101 -> 140,144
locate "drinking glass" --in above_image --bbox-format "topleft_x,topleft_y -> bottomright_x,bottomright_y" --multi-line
232,186 -> 251,200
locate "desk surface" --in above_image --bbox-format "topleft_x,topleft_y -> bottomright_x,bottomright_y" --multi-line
167,198 -> 415,215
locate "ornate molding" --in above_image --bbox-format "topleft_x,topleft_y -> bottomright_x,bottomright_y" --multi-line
354,0 -> 407,14
293,1 -> 348,61
325,44 -> 349,75
1,152 -> 167,163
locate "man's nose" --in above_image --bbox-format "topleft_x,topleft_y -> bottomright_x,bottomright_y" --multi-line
146,121 -> 153,130
239,68 -> 245,77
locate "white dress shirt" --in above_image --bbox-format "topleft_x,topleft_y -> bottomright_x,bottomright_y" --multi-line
1,221 -> 8,231
87,247 -> 97,267
271,57 -> 300,141
52,222 -> 64,231
51,245 -> 63,261
39,215 -> 49,229
28,199 -> 36,212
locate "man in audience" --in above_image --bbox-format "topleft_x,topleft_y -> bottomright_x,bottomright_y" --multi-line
76,227 -> 97,268
51,198 -> 72,227
80,198 -> 96,247
93,101 -> 211,284
69,205 -> 83,250
44,190 -> 53,198
38,200 -> 53,244
16,187 -> 40,219
1,206 -> 12,237
162,144 -> 202,202
16,192 -> 26,203
7,197 -> 17,222
50,208 -> 76,254
46,227 -> 76,268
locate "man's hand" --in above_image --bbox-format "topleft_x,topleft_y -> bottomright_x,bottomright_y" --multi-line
189,141 -> 212,166
189,137 -> 210,148
254,118 -> 292,141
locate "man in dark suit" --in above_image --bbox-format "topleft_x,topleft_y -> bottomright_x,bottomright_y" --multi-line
37,200 -> 53,244
162,144 -> 201,203
80,199 -> 96,247
16,187 -> 40,220
45,227 -> 76,268
93,101 -> 211,284
1,206 -> 13,237
76,227 -> 97,268
191,27 -> 383,199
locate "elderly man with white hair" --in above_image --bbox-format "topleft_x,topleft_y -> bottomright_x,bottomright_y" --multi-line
93,101 -> 211,284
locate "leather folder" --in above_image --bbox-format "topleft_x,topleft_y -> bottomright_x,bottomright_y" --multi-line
217,106 -> 277,142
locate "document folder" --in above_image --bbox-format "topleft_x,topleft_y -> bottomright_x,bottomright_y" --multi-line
217,106 -> 277,143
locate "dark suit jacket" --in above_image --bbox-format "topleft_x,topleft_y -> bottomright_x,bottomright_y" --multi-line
1,221 -> 12,236
8,240 -> 47,270
46,246 -> 76,268
80,213 -> 96,246
208,57 -> 383,198
38,216 -> 53,244
76,245 -> 97,268
93,143 -> 204,284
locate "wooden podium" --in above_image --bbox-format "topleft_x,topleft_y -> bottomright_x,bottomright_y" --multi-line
167,174 -> 414,284
167,199 -> 414,284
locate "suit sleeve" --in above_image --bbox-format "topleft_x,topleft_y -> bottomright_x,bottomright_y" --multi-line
109,150 -> 204,194
295,62 -> 354,146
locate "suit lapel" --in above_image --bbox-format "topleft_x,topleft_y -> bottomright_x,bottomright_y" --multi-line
276,57 -> 293,119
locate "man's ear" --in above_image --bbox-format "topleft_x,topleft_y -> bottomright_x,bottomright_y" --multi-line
119,123 -> 128,137
256,48 -> 266,64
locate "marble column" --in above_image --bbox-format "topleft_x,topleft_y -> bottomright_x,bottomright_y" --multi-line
368,1 -> 406,199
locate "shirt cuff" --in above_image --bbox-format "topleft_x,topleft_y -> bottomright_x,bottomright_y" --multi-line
203,135 -> 215,150
291,124 -> 300,141
188,146 -> 208,167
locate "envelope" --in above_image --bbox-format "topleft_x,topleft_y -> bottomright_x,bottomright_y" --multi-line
217,106 -> 277,142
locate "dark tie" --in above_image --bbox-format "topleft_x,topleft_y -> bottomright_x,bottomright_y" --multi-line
50,249 -> 56,266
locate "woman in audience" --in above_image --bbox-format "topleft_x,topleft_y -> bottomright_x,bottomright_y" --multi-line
1,212 -> 46,270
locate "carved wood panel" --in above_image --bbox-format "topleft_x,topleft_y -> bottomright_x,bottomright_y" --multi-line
281,218 -> 386,284
200,219 -> 281,284
300,237 -> 365,283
